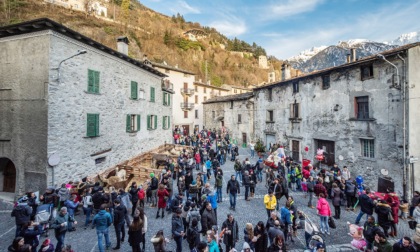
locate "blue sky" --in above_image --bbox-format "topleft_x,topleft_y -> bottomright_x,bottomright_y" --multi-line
140,0 -> 420,59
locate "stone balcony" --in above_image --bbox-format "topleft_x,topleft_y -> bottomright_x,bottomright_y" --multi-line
180,88 -> 195,96
180,102 -> 194,111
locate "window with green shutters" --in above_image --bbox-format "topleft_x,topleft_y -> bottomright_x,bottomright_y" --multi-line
163,92 -> 171,106
150,87 -> 155,102
126,114 -> 141,132
130,81 -> 138,99
87,69 -> 100,93
162,116 -> 170,129
86,113 -> 99,137
147,115 -> 158,130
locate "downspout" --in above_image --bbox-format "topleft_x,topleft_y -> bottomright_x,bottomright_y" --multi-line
397,53 -> 408,200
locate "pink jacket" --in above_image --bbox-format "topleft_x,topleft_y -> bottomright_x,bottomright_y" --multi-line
317,198 -> 331,217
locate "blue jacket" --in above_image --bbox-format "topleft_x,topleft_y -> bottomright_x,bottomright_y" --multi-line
205,160 -> 212,170
280,207 -> 292,225
64,199 -> 79,216
207,192 -> 218,209
93,210 -> 112,231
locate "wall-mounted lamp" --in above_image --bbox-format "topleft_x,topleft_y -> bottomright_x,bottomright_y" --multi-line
53,50 -> 88,84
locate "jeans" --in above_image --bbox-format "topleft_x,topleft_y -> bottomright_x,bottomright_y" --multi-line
15,224 -> 23,237
320,216 -> 329,232
220,155 -> 225,165
251,149 -> 255,158
196,163 -> 200,170
256,169 -> 263,182
55,232 -> 66,252
235,171 -> 242,182
96,228 -> 111,252
84,207 -> 93,226
355,210 -> 368,224
174,235 -> 183,252
244,186 -> 249,200
114,222 -> 125,248
308,192 -> 314,207
151,189 -> 158,206
217,187 -> 222,202
229,193 -> 237,209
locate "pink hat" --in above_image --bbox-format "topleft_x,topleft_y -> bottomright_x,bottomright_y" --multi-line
42,238 -> 51,246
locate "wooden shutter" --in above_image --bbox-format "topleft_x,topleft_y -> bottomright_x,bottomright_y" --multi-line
298,103 -> 301,118
168,93 -> 171,105
150,87 -> 155,102
94,71 -> 100,93
163,92 -> 167,105
87,113 -> 99,137
147,115 -> 151,130
136,115 -> 141,131
95,114 -> 99,136
88,69 -> 94,92
163,116 -> 166,129
126,114 -> 131,132
168,116 -> 170,129
131,81 -> 138,99
154,115 -> 157,129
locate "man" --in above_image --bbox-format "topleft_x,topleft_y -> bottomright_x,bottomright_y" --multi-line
307,176 -> 315,209
205,187 -> 218,220
215,171 -> 223,203
150,173 -> 159,207
187,218 -> 201,250
11,196 -> 32,237
221,213 -> 239,252
355,188 -> 376,225
264,190 -> 277,218
92,186 -> 105,215
249,141 -> 255,158
266,211 -> 282,230
51,207 -> 77,252
172,208 -> 185,252
280,201 -> 293,243
342,166 -> 351,181
93,204 -> 112,252
64,194 -> 79,232
363,215 -> 381,251
243,170 -> 251,201
227,175 -> 240,211
373,231 -> 392,252
270,178 -> 283,210
112,199 -> 127,250
392,237 -> 417,252
117,188 -> 132,226
331,163 -> 341,179
314,178 -> 327,197
185,170 -> 193,199
234,159 -> 243,183
172,193 -> 184,213
268,220 -> 285,245
201,202 -> 217,235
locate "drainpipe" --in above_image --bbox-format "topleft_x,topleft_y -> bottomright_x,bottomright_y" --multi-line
397,53 -> 408,200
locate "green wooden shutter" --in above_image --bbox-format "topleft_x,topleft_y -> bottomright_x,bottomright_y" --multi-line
168,93 -> 171,106
131,81 -> 138,99
162,116 -> 166,129
126,114 -> 131,132
154,115 -> 157,129
136,114 -> 141,131
87,113 -> 99,137
150,87 -> 155,102
88,69 -> 94,92
167,116 -> 170,129
94,71 -> 100,93
95,114 -> 99,136
163,92 -> 167,105
147,115 -> 151,130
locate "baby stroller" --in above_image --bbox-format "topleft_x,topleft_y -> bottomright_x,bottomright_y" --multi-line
35,203 -> 53,237
304,216 -> 327,252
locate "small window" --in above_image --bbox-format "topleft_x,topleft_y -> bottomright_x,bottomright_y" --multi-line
322,75 -> 330,89
361,139 -> 374,158
130,81 -> 138,99
195,86 -> 198,92
162,116 -> 171,129
212,111 -> 215,119
163,92 -> 171,106
87,113 -> 100,137
150,87 -> 155,102
87,69 -> 100,93
238,114 -> 242,124
361,64 -> 374,80
139,89 -> 145,99
147,115 -> 157,130
184,111 -> 188,118
126,114 -> 141,132
204,87 -> 206,93
95,157 -> 106,164
234,89 -> 237,93
290,102 -> 300,119
267,110 -> 274,122
165,69 -> 170,74
356,96 -> 369,119
293,82 -> 299,93
203,96 -> 207,101
268,88 -> 272,101
195,110 -> 198,119
218,90 -> 221,95
195,95 -> 198,104
230,101 -> 233,109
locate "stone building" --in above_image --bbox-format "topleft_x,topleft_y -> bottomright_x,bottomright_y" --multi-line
253,43 -> 420,198
222,84 -> 252,95
44,0 -> 108,17
203,93 -> 254,147
0,18 -> 172,196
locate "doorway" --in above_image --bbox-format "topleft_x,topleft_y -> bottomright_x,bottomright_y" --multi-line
182,125 -> 190,135
0,158 -> 16,192
242,133 -> 247,148
315,140 -> 335,166
266,134 -> 276,151
291,140 -> 300,162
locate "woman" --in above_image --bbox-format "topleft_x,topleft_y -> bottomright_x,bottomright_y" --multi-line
21,221 -> 43,252
196,174 -> 203,204
8,237 -> 25,252
316,193 -> 331,235
156,184 -> 169,219
267,234 -> 286,252
375,199 -> 392,237
384,191 -> 400,237
151,230 -> 167,252
128,216 -> 143,252
244,223 -> 256,251
254,221 -> 268,252
82,188 -> 93,228
129,182 -> 140,216
37,239 -> 54,252
206,233 -> 220,252
331,183 -> 343,219
137,207 -> 147,252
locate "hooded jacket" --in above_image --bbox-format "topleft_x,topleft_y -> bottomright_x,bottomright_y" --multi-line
93,210 -> 112,231
316,197 -> 331,217
375,203 -> 392,227
331,187 -> 342,207
11,203 -> 32,225
171,215 -> 184,237
359,193 -> 375,215
201,208 -> 217,234
57,187 -> 70,202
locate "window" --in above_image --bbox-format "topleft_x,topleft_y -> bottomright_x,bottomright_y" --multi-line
230,101 -> 233,109
126,114 -> 140,132
86,113 -> 99,137
290,101 -> 300,119
234,89 -> 237,93
203,96 -> 207,101
212,111 -> 215,119
219,90 -> 221,95
87,69 -> 100,93
195,110 -> 198,119
292,140 -> 300,161
361,64 -> 374,80
356,96 -> 369,119
195,86 -> 198,92
268,88 -> 272,101
163,92 -> 171,106
204,87 -> 206,93
130,81 -> 138,99
162,116 -> 171,130
267,110 -> 274,122
293,82 -> 299,93
184,73 -> 189,77
147,115 -> 157,130
361,139 -> 374,158
150,87 -> 155,102
238,114 -> 242,124
195,95 -> 198,104
184,111 -> 188,118
322,75 -> 330,89
165,69 -> 170,74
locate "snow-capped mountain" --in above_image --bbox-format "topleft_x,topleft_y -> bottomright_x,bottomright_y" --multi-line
387,31 -> 420,46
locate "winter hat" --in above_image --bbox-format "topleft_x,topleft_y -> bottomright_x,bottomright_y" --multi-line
161,169 -> 167,174
191,180 -> 197,185
316,242 -> 325,249
150,173 -> 155,178
42,239 -> 51,246
242,242 -> 251,249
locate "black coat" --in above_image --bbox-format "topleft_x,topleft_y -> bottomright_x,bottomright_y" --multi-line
201,208 -> 217,234
359,193 -> 375,215
129,186 -> 139,202
11,203 -> 32,225
375,203 -> 392,228
221,219 -> 239,245
128,228 -> 143,245
113,205 -> 127,225
254,228 -> 268,252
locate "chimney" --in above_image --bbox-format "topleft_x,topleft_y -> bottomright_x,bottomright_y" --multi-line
117,36 -> 129,55
281,62 -> 291,81
346,54 -> 351,63
350,48 -> 356,62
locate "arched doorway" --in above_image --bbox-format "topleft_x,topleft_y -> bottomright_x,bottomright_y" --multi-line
0,158 -> 16,192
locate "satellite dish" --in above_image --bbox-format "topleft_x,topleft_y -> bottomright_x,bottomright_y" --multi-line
338,155 -> 344,161
48,153 -> 61,166
380,169 -> 389,176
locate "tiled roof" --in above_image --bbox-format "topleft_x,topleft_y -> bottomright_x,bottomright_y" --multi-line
152,62 -> 196,75
203,92 -> 254,104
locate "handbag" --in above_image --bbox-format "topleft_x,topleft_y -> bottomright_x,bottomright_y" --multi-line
328,217 -> 336,229
388,212 -> 394,222
408,220 -> 417,230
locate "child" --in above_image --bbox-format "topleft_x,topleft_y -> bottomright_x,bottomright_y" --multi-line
400,200 -> 409,220
146,181 -> 152,204
301,177 -> 308,197
138,185 -> 145,208
289,169 -> 297,191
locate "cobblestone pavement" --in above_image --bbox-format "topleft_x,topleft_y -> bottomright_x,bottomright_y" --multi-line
0,147 -> 416,251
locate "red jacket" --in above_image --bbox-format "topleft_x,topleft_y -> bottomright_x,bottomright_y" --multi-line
137,189 -> 145,200
317,198 -> 331,217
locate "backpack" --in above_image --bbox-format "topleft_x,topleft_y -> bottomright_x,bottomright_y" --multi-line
187,227 -> 197,244
346,183 -> 356,195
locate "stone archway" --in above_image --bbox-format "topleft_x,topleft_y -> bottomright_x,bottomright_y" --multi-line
0,158 -> 16,192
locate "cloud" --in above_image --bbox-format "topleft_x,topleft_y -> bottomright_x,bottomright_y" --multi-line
209,19 -> 247,37
262,0 -> 325,20
169,0 -> 200,15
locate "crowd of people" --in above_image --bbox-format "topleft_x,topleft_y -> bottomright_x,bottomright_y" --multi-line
8,128 -> 420,252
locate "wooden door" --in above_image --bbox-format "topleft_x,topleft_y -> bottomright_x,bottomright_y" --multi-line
316,140 -> 335,166
2,159 -> 16,192
183,82 -> 188,89
292,140 -> 300,162
242,133 -> 247,146
182,125 -> 190,135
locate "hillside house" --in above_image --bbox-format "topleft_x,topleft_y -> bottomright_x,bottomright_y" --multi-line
0,18 -> 172,196
44,0 -> 108,17
183,29 -> 207,41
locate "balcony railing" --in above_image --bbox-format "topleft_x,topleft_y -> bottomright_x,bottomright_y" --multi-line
180,88 -> 195,96
180,102 -> 195,111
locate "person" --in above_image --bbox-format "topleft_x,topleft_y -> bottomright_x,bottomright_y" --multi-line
128,182 -> 140,216
330,183 -> 343,219
21,221 -> 43,251
215,171 -> 223,203
151,230 -> 167,252
269,178 -> 283,211
201,202 -> 217,235
264,190 -> 277,218
363,215 -> 381,251
64,195 -> 79,232
249,141 -> 255,158
187,202 -> 201,229
287,196 -> 298,238
92,204 -> 112,252
117,188 -> 132,226
51,207 -> 76,252
413,202 -> 420,224
355,188 -> 376,225
187,218 -> 201,250
242,171 -> 251,201
267,234 -> 286,252
112,199 -> 126,250
341,166 -> 351,181
8,236 -> 25,252
314,178 -> 327,197
11,196 -> 33,237
137,185 -> 146,208
221,213 -> 239,252
392,237 -> 417,252
243,223 -> 256,251
227,175 -> 240,211
26,192 -> 38,221
373,231 -> 392,252
172,208 -> 185,252
82,188 -> 94,229
241,242 -> 253,252
254,221 -> 268,252
375,199 -> 392,237
316,193 -> 331,235
193,241 -> 208,252
266,211 -> 281,230
409,191 -> 420,219
307,176 -> 315,209
156,184 -> 169,219
280,202 -> 293,243
234,159 -> 243,183
206,187 -> 218,219
57,184 -> 70,209
206,233 -> 220,252
344,180 -> 357,211
150,173 -> 159,207
128,216 -> 143,252
267,220 -> 284,245
38,238 -> 54,252
384,191 -> 400,237
172,192 -> 184,213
